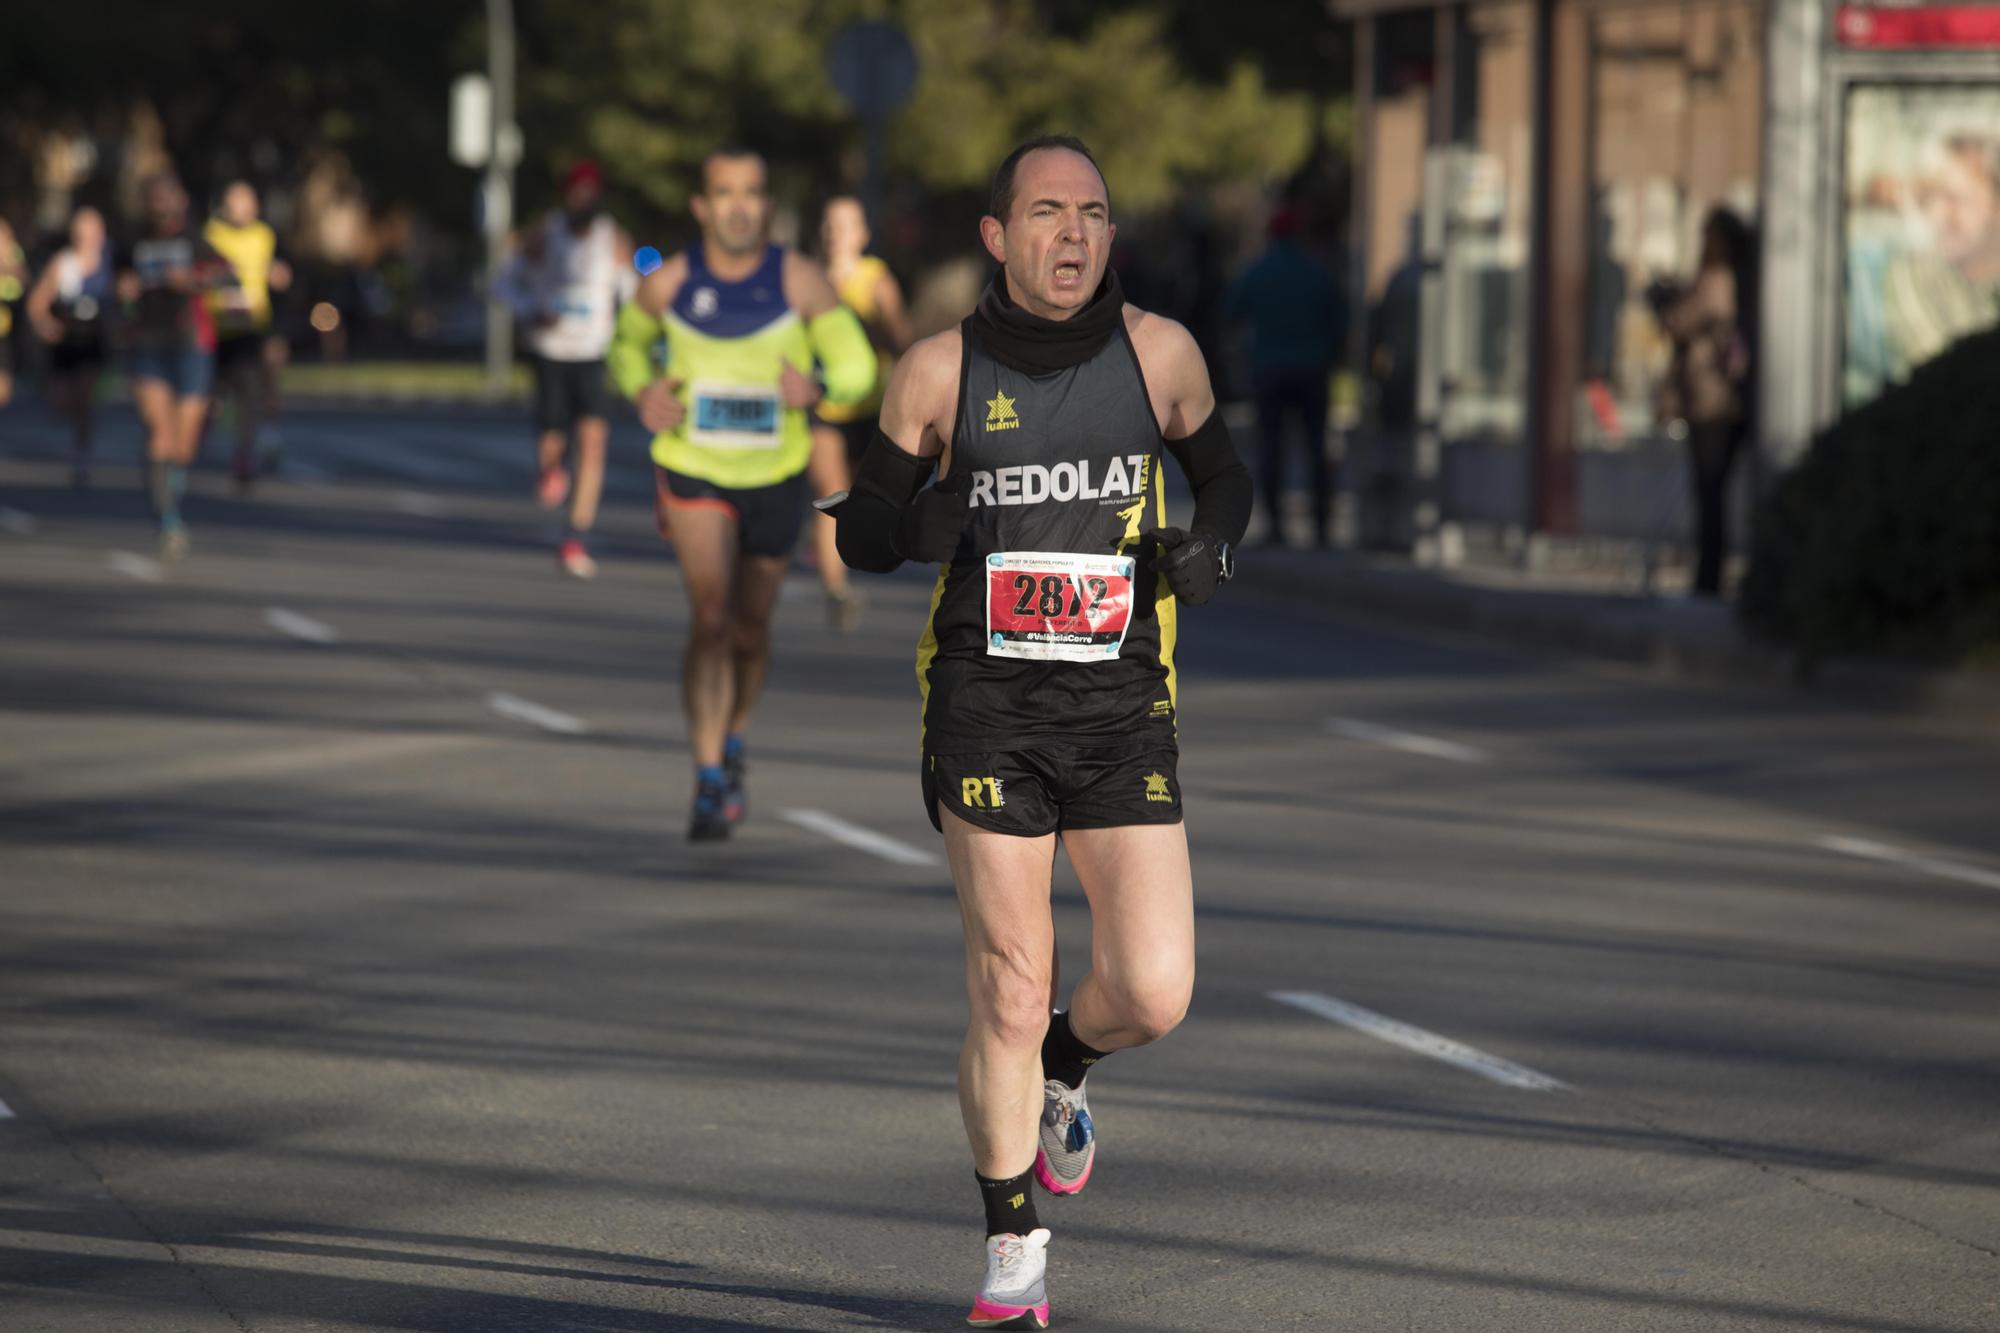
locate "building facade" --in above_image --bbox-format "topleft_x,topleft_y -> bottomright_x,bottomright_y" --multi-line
1337,0 -> 2000,561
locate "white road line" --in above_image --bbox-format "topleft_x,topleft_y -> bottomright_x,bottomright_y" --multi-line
106,551 -> 164,583
392,490 -> 448,517
286,461 -> 333,485
0,1097 -> 14,1119
263,607 -> 340,644
0,506 -> 35,535
1816,835 -> 2000,892
485,691 -> 589,736
782,808 -> 941,867
1326,717 -> 1491,764
1269,990 -> 1566,1092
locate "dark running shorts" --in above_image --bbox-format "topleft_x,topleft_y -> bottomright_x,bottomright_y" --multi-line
924,740 -> 1183,837
532,356 -> 612,432
215,333 -> 266,393
655,465 -> 808,559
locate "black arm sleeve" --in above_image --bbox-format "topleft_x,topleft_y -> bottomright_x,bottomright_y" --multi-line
1165,410 -> 1253,547
825,428 -> 937,573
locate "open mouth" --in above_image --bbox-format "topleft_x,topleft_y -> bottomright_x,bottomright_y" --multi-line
1051,260 -> 1085,289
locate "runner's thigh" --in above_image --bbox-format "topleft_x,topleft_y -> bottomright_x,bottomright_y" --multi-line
941,807 -> 1060,993
1060,823 -> 1194,995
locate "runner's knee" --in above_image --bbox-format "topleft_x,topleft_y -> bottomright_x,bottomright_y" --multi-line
731,613 -> 771,658
1105,973 -> 1192,1047
689,598 -> 733,646
970,957 -> 1054,1050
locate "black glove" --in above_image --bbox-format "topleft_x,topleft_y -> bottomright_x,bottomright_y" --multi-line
892,470 -> 971,564
1146,526 -> 1232,606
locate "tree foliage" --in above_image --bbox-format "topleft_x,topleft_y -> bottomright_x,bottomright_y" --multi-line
4,0 -> 1339,248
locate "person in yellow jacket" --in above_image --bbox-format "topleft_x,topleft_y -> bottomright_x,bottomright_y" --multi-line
204,181 -> 292,490
609,148 -> 875,841
810,196 -> 913,632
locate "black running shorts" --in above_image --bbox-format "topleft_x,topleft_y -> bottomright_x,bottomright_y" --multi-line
924,740 -> 1183,837
655,465 -> 808,559
532,355 -> 613,432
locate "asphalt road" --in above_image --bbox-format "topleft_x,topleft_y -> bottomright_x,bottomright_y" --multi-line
2,405 -> 1997,1332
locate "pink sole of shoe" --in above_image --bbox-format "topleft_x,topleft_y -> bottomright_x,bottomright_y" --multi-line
1034,1148 -> 1091,1197
967,1295 -> 1050,1329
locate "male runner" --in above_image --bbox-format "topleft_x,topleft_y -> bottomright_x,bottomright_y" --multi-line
826,135 -> 1251,1328
608,148 -> 875,840
205,181 -> 292,491
504,160 -> 635,578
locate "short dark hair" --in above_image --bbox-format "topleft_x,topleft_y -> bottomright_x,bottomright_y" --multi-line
989,134 -> 1104,222
700,146 -> 767,192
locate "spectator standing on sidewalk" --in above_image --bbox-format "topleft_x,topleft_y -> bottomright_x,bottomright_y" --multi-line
1223,205 -> 1343,547
1651,207 -> 1756,598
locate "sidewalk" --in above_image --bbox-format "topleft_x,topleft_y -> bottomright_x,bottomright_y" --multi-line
1239,544 -> 2000,723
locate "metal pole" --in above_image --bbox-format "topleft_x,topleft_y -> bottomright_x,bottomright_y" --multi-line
484,0 -> 516,393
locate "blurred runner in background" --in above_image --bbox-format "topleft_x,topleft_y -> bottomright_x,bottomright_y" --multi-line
809,196 -> 912,632
118,173 -> 237,561
502,159 -> 635,579
204,181 -> 292,492
0,218 -> 25,410
27,207 -> 116,488
608,148 -> 875,840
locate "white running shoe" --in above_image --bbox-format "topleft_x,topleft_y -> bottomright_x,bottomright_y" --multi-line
967,1227 -> 1051,1329
1035,1079 -> 1094,1196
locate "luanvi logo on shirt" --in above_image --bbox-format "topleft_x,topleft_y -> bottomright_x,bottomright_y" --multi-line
984,390 -> 1020,431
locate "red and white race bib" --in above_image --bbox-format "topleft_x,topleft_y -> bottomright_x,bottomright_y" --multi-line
983,551 -> 1136,663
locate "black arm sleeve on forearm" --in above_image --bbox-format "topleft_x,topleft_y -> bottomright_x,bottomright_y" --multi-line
830,429 -> 936,573
1165,410 -> 1253,547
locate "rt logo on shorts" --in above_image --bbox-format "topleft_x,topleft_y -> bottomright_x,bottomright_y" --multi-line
1143,772 -> 1173,803
962,776 -> 1005,809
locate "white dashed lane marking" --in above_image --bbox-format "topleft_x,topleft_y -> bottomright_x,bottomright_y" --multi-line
485,692 -> 589,736
1270,990 -> 1566,1092
263,608 -> 340,644
782,809 -> 941,867
105,551 -> 165,583
1817,835 -> 2000,892
1326,717 -> 1491,764
0,1098 -> 14,1119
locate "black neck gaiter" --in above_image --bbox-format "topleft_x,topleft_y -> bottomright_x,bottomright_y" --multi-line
967,268 -> 1125,376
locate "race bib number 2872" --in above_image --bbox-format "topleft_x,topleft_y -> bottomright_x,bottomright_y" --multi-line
983,551 -> 1135,663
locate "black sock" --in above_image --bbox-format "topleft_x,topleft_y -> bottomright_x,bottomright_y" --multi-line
1041,1009 -> 1109,1089
977,1168 -> 1040,1237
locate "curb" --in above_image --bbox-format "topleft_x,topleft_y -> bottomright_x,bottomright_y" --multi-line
1241,553 -> 2000,722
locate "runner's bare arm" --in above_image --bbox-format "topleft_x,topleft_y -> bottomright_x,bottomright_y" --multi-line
1124,308 -> 1217,440
608,255 -> 685,403
25,257 -> 62,343
784,250 -> 876,406
875,270 -> 915,353
879,329 -> 961,463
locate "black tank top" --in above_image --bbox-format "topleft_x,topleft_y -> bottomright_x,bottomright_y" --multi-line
917,317 -> 1177,752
